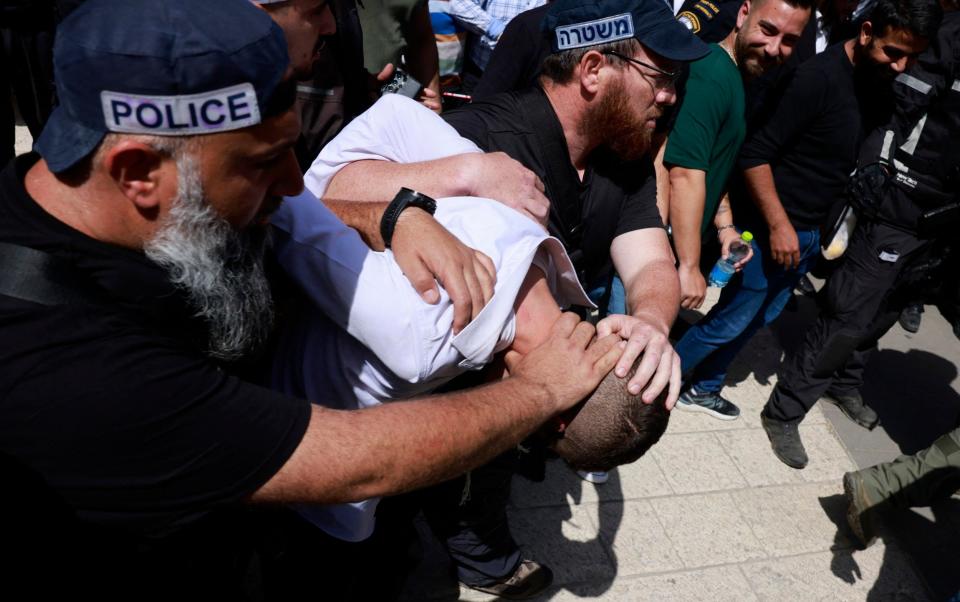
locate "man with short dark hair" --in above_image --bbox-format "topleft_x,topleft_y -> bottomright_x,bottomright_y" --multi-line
659,0 -> 812,403
0,0 -> 623,596
764,0 -> 952,469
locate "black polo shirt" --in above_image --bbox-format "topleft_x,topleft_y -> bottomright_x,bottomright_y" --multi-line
738,43 -> 882,229
443,87 -> 663,288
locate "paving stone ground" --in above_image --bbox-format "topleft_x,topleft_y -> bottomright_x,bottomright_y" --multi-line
403,286 -> 958,601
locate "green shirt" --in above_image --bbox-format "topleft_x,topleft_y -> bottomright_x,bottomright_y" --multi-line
358,0 -> 428,73
663,44 -> 746,236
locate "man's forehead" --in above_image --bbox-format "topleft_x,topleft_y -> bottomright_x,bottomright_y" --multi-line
753,0 -> 811,30
877,26 -> 927,49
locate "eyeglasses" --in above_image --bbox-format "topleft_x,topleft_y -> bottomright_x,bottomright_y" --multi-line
603,51 -> 681,91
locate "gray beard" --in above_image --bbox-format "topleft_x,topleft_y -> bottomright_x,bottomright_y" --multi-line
143,154 -> 274,361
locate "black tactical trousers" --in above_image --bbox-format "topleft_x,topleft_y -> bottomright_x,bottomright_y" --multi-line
765,221 -> 931,422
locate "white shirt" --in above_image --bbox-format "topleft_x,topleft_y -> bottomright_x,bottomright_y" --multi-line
269,95 -> 592,541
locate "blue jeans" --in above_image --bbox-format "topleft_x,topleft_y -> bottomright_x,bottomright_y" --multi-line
588,274 -> 627,317
674,228 -> 820,394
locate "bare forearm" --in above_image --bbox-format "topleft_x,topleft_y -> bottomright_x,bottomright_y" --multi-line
653,138 -> 670,224
253,377 -> 554,505
407,4 -> 441,106
323,199 -> 390,249
626,259 -> 680,333
667,167 -> 706,269
325,156 -> 477,203
323,199 -> 436,252
713,193 -> 734,229
743,164 -> 790,229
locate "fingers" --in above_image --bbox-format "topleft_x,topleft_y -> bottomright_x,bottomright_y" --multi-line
460,261 -> 485,325
624,336 -> 660,395
733,247 -> 754,271
375,63 -> 394,82
617,328 -> 649,382
407,258 -> 441,306
419,88 -> 441,112
595,314 -> 623,338
641,346 -> 674,403
548,311 -> 581,341
680,294 -> 704,310
586,333 -> 625,375
473,250 -> 497,305
443,267 -> 473,335
665,354 -> 681,410
569,318 -> 598,350
528,190 -> 550,226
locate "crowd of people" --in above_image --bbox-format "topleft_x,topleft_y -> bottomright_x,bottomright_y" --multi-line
1,0 -> 957,599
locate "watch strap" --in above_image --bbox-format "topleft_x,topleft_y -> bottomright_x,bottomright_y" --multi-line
380,188 -> 437,249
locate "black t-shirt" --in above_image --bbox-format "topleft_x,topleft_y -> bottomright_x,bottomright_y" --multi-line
738,43 -> 881,230
0,155 -> 310,579
443,88 -> 663,287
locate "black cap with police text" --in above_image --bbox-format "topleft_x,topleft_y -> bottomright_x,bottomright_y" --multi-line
543,0 -> 709,61
36,0 -> 292,174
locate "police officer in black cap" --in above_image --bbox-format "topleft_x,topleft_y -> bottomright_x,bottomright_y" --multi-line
763,0 -> 956,469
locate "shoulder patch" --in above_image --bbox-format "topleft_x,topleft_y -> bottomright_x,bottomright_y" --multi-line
677,11 -> 700,33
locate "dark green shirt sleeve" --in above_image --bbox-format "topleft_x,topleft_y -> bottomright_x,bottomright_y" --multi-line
663,47 -> 734,171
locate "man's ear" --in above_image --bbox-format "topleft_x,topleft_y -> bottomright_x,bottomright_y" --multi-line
579,50 -> 606,95
102,141 -> 175,214
859,20 -> 874,47
736,0 -> 751,30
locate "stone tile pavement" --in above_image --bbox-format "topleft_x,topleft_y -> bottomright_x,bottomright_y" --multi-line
401,288 -> 949,602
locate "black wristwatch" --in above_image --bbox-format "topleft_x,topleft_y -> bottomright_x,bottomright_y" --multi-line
380,187 -> 437,249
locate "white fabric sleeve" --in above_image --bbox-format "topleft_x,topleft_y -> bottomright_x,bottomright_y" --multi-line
270,189 -> 429,383
303,94 -> 482,198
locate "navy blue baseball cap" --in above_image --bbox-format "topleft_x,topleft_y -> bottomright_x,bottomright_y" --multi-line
543,0 -> 709,61
36,0 -> 292,174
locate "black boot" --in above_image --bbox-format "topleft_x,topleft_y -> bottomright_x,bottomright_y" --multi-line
898,303 -> 924,334
761,415 -> 808,469
823,390 -> 879,430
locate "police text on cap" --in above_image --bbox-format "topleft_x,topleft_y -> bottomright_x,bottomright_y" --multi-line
555,13 -> 635,51
100,83 -> 261,136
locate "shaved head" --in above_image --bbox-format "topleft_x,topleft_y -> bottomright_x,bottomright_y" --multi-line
551,361 -> 670,472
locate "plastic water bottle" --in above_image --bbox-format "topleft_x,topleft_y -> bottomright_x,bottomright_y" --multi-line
708,231 -> 753,288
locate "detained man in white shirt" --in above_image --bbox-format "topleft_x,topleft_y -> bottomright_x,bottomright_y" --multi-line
268,95 -> 670,545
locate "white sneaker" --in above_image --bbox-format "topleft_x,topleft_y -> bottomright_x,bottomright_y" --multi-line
577,470 -> 609,484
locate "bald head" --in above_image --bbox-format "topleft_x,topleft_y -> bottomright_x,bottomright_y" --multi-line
551,362 -> 670,472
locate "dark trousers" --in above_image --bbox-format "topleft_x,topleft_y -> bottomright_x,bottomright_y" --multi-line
766,220 -> 930,422
421,450 -> 522,586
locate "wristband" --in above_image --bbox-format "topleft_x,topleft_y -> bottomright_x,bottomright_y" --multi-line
380,187 -> 437,249
716,224 -> 737,239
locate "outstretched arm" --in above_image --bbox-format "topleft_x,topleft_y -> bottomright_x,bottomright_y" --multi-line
602,227 -> 682,408
667,165 -> 708,310
252,313 -> 624,504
